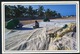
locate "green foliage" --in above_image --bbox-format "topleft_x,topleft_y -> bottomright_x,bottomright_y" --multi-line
57,13 -> 62,18
5,5 -> 62,19
63,24 -> 68,29
52,11 -> 57,17
27,6 -> 33,17
45,9 -> 54,18
38,6 -> 44,17
6,19 -> 20,29
43,18 -> 50,22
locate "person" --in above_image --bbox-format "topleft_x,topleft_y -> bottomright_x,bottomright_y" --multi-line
35,20 -> 39,28
33,20 -> 39,29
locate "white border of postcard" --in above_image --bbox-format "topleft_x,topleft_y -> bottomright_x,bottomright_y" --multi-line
1,1 -> 79,53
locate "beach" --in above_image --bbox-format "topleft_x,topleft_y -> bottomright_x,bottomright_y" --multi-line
5,17 -> 77,50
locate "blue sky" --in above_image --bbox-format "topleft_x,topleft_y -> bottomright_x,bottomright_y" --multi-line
24,4 -> 76,16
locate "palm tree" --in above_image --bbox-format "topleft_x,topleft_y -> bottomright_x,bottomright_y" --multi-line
52,11 -> 57,17
38,6 -> 44,18
12,5 -> 27,18
5,5 -> 16,18
45,9 -> 52,18
19,6 -> 27,17
57,13 -> 62,18
5,5 -> 10,18
13,5 -> 21,17
27,6 -> 33,17
33,9 -> 38,17
24,7 -> 28,17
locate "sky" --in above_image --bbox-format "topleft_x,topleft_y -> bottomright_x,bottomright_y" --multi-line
24,4 -> 76,16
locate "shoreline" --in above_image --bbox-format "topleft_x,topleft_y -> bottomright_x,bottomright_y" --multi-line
20,17 -> 76,25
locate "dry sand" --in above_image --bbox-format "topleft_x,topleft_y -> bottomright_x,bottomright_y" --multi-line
20,17 -> 76,25
20,20 -> 42,25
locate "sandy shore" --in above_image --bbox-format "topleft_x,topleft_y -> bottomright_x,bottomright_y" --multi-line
20,17 -> 76,25
5,17 -> 77,50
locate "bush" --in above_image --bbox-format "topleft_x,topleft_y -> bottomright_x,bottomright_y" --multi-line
43,18 -> 50,22
62,24 -> 68,29
6,19 -> 20,29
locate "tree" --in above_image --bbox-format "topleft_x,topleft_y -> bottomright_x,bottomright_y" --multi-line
11,5 -> 21,18
33,9 -> 38,16
38,6 -> 44,17
45,9 -> 53,18
52,11 -> 57,17
43,9 -> 51,22
15,5 -> 25,17
23,7 -> 28,17
19,5 -> 27,17
57,13 -> 62,18
5,5 -> 62,19
27,6 -> 33,17
5,5 -> 15,18
9,5 -> 27,18
5,5 -> 10,18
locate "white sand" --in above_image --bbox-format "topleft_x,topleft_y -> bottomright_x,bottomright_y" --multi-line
5,19 -> 76,50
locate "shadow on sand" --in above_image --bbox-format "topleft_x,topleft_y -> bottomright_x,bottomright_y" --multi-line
7,27 -> 43,34
13,27 -> 33,30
